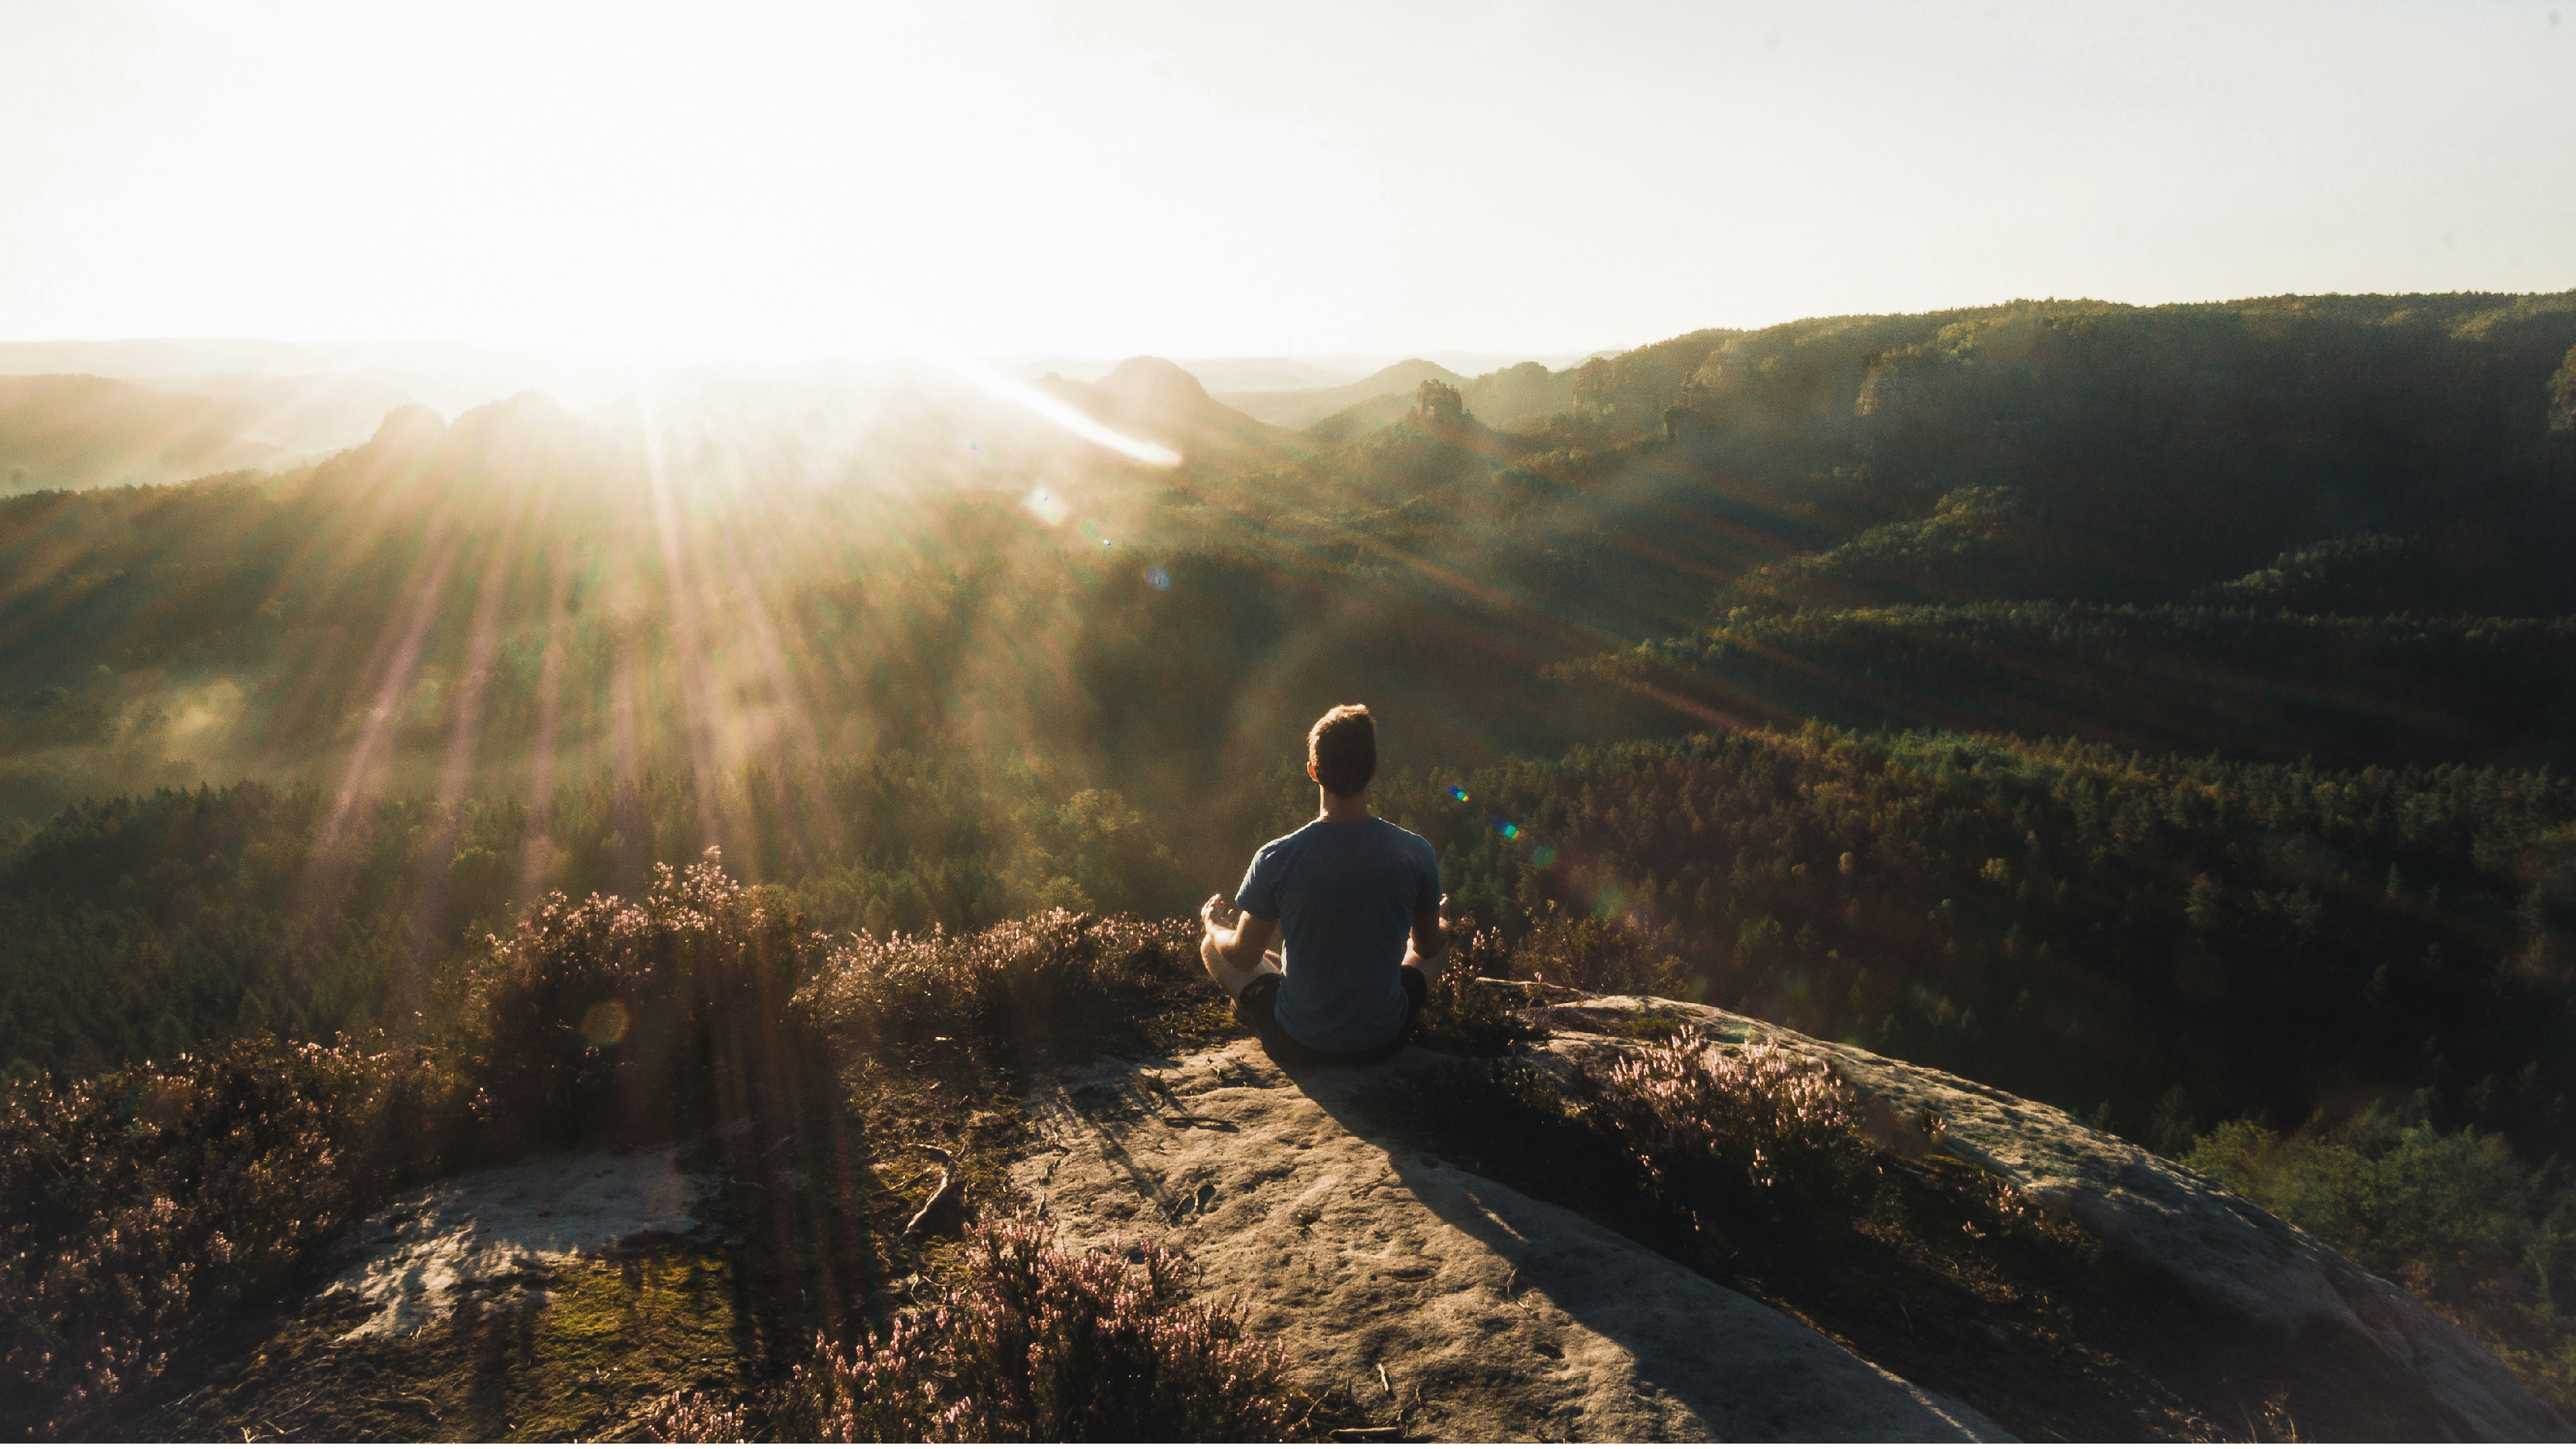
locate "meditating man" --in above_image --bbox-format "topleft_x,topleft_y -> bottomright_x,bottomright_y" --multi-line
1200,704 -> 1449,1065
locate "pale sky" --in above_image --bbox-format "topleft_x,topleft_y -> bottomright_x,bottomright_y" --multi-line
0,0 -> 2567,364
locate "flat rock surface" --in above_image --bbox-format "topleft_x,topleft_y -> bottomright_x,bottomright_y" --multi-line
325,1143 -> 712,1338
1544,996 -> 2569,1442
1012,1040 -> 2009,1443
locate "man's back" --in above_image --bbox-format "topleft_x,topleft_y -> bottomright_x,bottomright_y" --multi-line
1235,816 -> 1441,1053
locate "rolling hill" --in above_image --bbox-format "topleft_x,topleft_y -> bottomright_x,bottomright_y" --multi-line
1221,355 -> 1584,441
1213,357 -> 1474,430
0,374 -> 286,492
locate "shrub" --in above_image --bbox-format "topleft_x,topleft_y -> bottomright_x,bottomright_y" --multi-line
2187,1114 -> 2547,1298
1411,919 -> 1548,1056
795,910 -> 1196,1058
750,1216 -> 1298,1442
1575,1032 -> 1871,1250
2185,1113 -> 2576,1413
1509,902 -> 1686,995
655,1392 -> 753,1443
447,849 -> 825,1151
0,1036 -> 466,1437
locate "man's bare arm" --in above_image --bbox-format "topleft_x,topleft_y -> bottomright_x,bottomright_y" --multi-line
1201,894 -> 1277,975
1402,894 -> 1452,975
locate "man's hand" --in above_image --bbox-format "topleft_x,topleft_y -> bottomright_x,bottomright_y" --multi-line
1202,894 -> 1275,991
1200,893 -> 1240,933
1405,893 -> 1452,975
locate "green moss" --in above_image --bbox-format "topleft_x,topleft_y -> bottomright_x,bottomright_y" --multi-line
165,1249 -> 764,1443
1140,998 -> 1243,1056
503,1253 -> 755,1442
1606,1005 -> 1696,1043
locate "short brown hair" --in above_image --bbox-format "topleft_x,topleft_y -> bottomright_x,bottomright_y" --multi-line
1308,704 -> 1376,797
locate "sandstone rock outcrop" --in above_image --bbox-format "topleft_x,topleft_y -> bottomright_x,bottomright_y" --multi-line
304,989 -> 2571,1438
1013,1041 -> 2009,1441
324,1141 -> 714,1338
1543,995 -> 2569,1442
1012,993 -> 2568,1440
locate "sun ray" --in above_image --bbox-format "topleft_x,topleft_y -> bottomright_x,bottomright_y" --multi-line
704,508 -> 845,871
516,541 -> 572,903
631,372 -> 730,860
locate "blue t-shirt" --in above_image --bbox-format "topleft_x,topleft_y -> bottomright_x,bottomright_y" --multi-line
1235,817 -> 1441,1053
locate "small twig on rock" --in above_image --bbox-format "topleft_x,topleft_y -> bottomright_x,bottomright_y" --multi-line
903,1175 -> 963,1242
899,1144 -> 965,1243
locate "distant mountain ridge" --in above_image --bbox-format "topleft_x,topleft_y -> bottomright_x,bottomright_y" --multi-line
0,338 -> 638,417
1015,355 -> 1363,393
1217,356 -> 1581,437
1216,358 -> 1472,430
1016,349 -> 1608,395
0,374 -> 286,492
1036,355 -> 1314,472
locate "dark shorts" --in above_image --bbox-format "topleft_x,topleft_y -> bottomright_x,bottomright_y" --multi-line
1234,968 -> 1428,1067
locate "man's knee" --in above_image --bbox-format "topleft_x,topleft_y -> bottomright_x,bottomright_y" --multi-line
1201,934 -> 1282,1001
1233,974 -> 1299,1055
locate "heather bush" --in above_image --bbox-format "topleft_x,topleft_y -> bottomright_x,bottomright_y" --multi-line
1,851 -> 840,1435
0,1036 -> 467,1437
655,1392 -> 753,1443
1411,919 -> 1548,1056
795,910 -> 1197,1057
760,1216 -> 1298,1442
447,849 -> 826,1151
1510,900 -> 1687,996
1576,1032 -> 1872,1250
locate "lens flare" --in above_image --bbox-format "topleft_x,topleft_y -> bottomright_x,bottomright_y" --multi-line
936,357 -> 1183,468
580,1001 -> 630,1048
1448,786 -> 1468,802
1533,844 -> 1558,868
1145,566 -> 1171,590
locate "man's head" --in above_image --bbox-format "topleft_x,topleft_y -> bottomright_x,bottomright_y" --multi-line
1307,704 -> 1376,798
